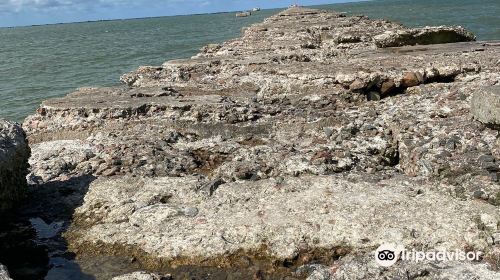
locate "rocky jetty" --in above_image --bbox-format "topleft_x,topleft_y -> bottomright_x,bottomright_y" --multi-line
21,7 -> 500,279
0,119 -> 30,213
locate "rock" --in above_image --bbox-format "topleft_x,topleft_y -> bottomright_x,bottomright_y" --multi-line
401,72 -> 422,88
374,26 -> 475,48
0,264 -> 11,280
66,175 -> 499,270
198,178 -> 225,197
0,119 -> 30,213
380,79 -> 396,95
112,271 -> 169,280
367,92 -> 381,101
491,172 -> 499,182
201,43 -> 222,54
471,86 -> 500,125
323,127 -> 334,138
349,79 -> 366,92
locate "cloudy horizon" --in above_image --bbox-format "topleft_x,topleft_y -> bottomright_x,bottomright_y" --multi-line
0,0 -> 361,27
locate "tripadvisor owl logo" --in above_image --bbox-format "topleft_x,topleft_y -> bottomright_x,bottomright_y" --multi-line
374,243 -> 404,267
374,243 -> 483,267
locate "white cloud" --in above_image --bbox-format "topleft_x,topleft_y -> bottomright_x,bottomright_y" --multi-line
0,0 -> 166,13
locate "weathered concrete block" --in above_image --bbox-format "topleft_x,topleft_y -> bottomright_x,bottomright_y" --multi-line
471,86 -> 500,125
0,119 -> 30,213
374,26 -> 476,48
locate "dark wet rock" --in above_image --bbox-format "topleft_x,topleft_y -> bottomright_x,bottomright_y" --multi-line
0,120 -> 30,213
65,175 -> 500,279
112,271 -> 170,280
349,79 -> 366,92
471,86 -> 500,125
296,264 -> 333,280
366,92 -> 381,101
380,79 -> 396,95
332,252 -> 500,280
198,178 -> 225,197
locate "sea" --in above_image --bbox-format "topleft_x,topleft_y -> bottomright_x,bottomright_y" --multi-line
0,0 -> 499,122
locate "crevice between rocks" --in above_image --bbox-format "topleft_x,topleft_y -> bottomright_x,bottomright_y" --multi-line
359,71 -> 461,102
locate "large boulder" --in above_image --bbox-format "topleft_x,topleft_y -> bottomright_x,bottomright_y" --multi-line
0,120 -> 30,213
374,26 -> 475,48
471,86 -> 500,126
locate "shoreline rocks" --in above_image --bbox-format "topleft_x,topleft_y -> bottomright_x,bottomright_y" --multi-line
16,6 -> 500,279
0,120 -> 30,214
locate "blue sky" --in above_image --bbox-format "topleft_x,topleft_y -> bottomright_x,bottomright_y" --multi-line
0,0 -> 360,27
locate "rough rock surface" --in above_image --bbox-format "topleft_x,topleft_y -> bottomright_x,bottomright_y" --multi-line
112,271 -> 167,280
0,264 -> 11,280
373,26 -> 475,48
472,85 -> 500,125
0,119 -> 30,213
68,175 -> 499,268
22,7 -> 500,279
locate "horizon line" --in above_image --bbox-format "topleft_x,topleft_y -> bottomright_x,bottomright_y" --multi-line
0,6 -> 291,29
0,1 -> 369,29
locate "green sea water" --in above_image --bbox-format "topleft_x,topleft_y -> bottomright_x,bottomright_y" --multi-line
0,0 -> 498,122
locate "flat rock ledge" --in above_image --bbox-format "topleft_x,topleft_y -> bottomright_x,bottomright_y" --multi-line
112,271 -> 167,280
0,119 -> 30,213
68,175 -> 500,279
472,85 -> 500,126
22,6 -> 500,280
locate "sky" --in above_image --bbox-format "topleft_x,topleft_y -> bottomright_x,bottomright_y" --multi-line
0,0 -> 360,27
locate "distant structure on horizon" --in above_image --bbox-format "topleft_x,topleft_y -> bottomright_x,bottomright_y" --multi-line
236,11 -> 252,17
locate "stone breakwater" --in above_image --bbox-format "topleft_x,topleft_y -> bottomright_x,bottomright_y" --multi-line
18,7 -> 500,279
